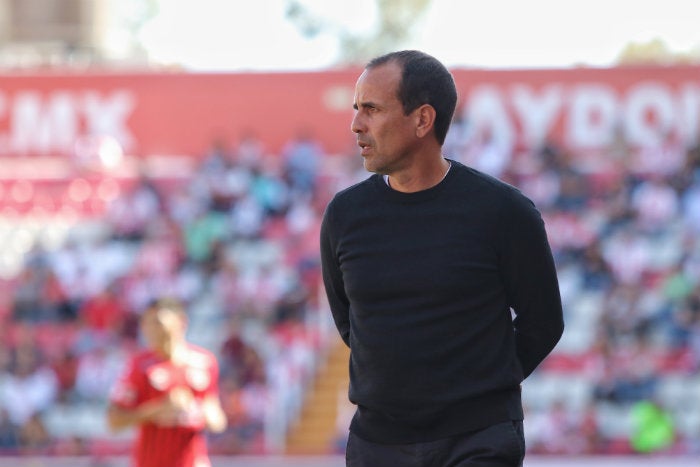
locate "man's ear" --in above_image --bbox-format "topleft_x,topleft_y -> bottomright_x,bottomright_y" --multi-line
415,104 -> 436,139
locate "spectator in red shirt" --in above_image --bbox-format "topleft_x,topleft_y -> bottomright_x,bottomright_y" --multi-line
79,284 -> 126,336
49,348 -> 79,403
106,297 -> 227,467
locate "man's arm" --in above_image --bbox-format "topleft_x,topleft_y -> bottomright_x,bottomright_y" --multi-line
320,205 -> 351,346
199,350 -> 227,433
107,394 -> 182,431
201,394 -> 227,433
500,192 -> 565,378
108,387 -> 227,432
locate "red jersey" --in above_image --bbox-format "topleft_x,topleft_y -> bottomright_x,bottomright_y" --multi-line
110,343 -> 220,467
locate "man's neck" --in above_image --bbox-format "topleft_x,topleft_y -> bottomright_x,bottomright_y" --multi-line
155,340 -> 187,363
386,154 -> 451,193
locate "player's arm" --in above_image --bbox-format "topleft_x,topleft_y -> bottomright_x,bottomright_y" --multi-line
107,401 -> 154,431
108,359 -> 148,431
201,355 -> 227,433
107,397 -> 176,431
201,394 -> 227,433
109,386 -> 209,431
107,358 -> 188,431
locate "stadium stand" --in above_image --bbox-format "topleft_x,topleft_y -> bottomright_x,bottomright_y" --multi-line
0,106 -> 700,462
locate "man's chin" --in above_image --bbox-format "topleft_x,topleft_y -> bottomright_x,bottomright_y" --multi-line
362,157 -> 382,174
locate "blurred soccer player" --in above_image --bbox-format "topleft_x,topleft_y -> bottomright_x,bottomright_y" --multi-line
320,50 -> 564,466
107,297 -> 226,467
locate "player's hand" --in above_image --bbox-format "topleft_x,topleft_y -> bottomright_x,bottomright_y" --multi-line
151,387 -> 204,428
168,387 -> 194,410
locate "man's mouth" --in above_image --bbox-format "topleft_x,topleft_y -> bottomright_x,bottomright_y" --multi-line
358,141 -> 371,155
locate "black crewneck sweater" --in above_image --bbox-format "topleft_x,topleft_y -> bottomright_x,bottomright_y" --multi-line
320,160 -> 564,444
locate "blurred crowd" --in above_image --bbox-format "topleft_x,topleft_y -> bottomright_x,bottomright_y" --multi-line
0,129 -> 342,457
2,114 -> 700,459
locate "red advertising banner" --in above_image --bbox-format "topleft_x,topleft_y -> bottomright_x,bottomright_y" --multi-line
0,66 -> 698,160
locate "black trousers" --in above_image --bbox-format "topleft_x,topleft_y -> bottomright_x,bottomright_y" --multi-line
345,420 -> 525,467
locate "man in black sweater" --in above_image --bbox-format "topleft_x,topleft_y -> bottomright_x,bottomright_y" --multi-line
320,50 -> 564,467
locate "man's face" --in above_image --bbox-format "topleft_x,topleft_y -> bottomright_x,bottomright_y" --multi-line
140,307 -> 185,354
351,62 -> 420,174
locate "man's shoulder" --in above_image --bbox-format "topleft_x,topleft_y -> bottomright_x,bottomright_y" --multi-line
127,349 -> 161,372
327,175 -> 378,208
452,160 -> 507,187
335,174 -> 377,197
185,342 -> 215,358
130,349 -> 157,364
184,343 -> 218,368
452,161 -> 530,203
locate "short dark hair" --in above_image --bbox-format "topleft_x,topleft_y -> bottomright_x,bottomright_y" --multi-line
367,50 -> 457,146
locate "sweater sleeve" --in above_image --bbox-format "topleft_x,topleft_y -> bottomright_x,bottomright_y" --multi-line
499,191 -> 564,378
320,202 -> 351,347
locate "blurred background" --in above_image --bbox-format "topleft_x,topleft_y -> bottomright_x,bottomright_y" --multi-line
0,0 -> 700,466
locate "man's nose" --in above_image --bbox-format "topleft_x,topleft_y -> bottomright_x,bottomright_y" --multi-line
351,113 -> 363,134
